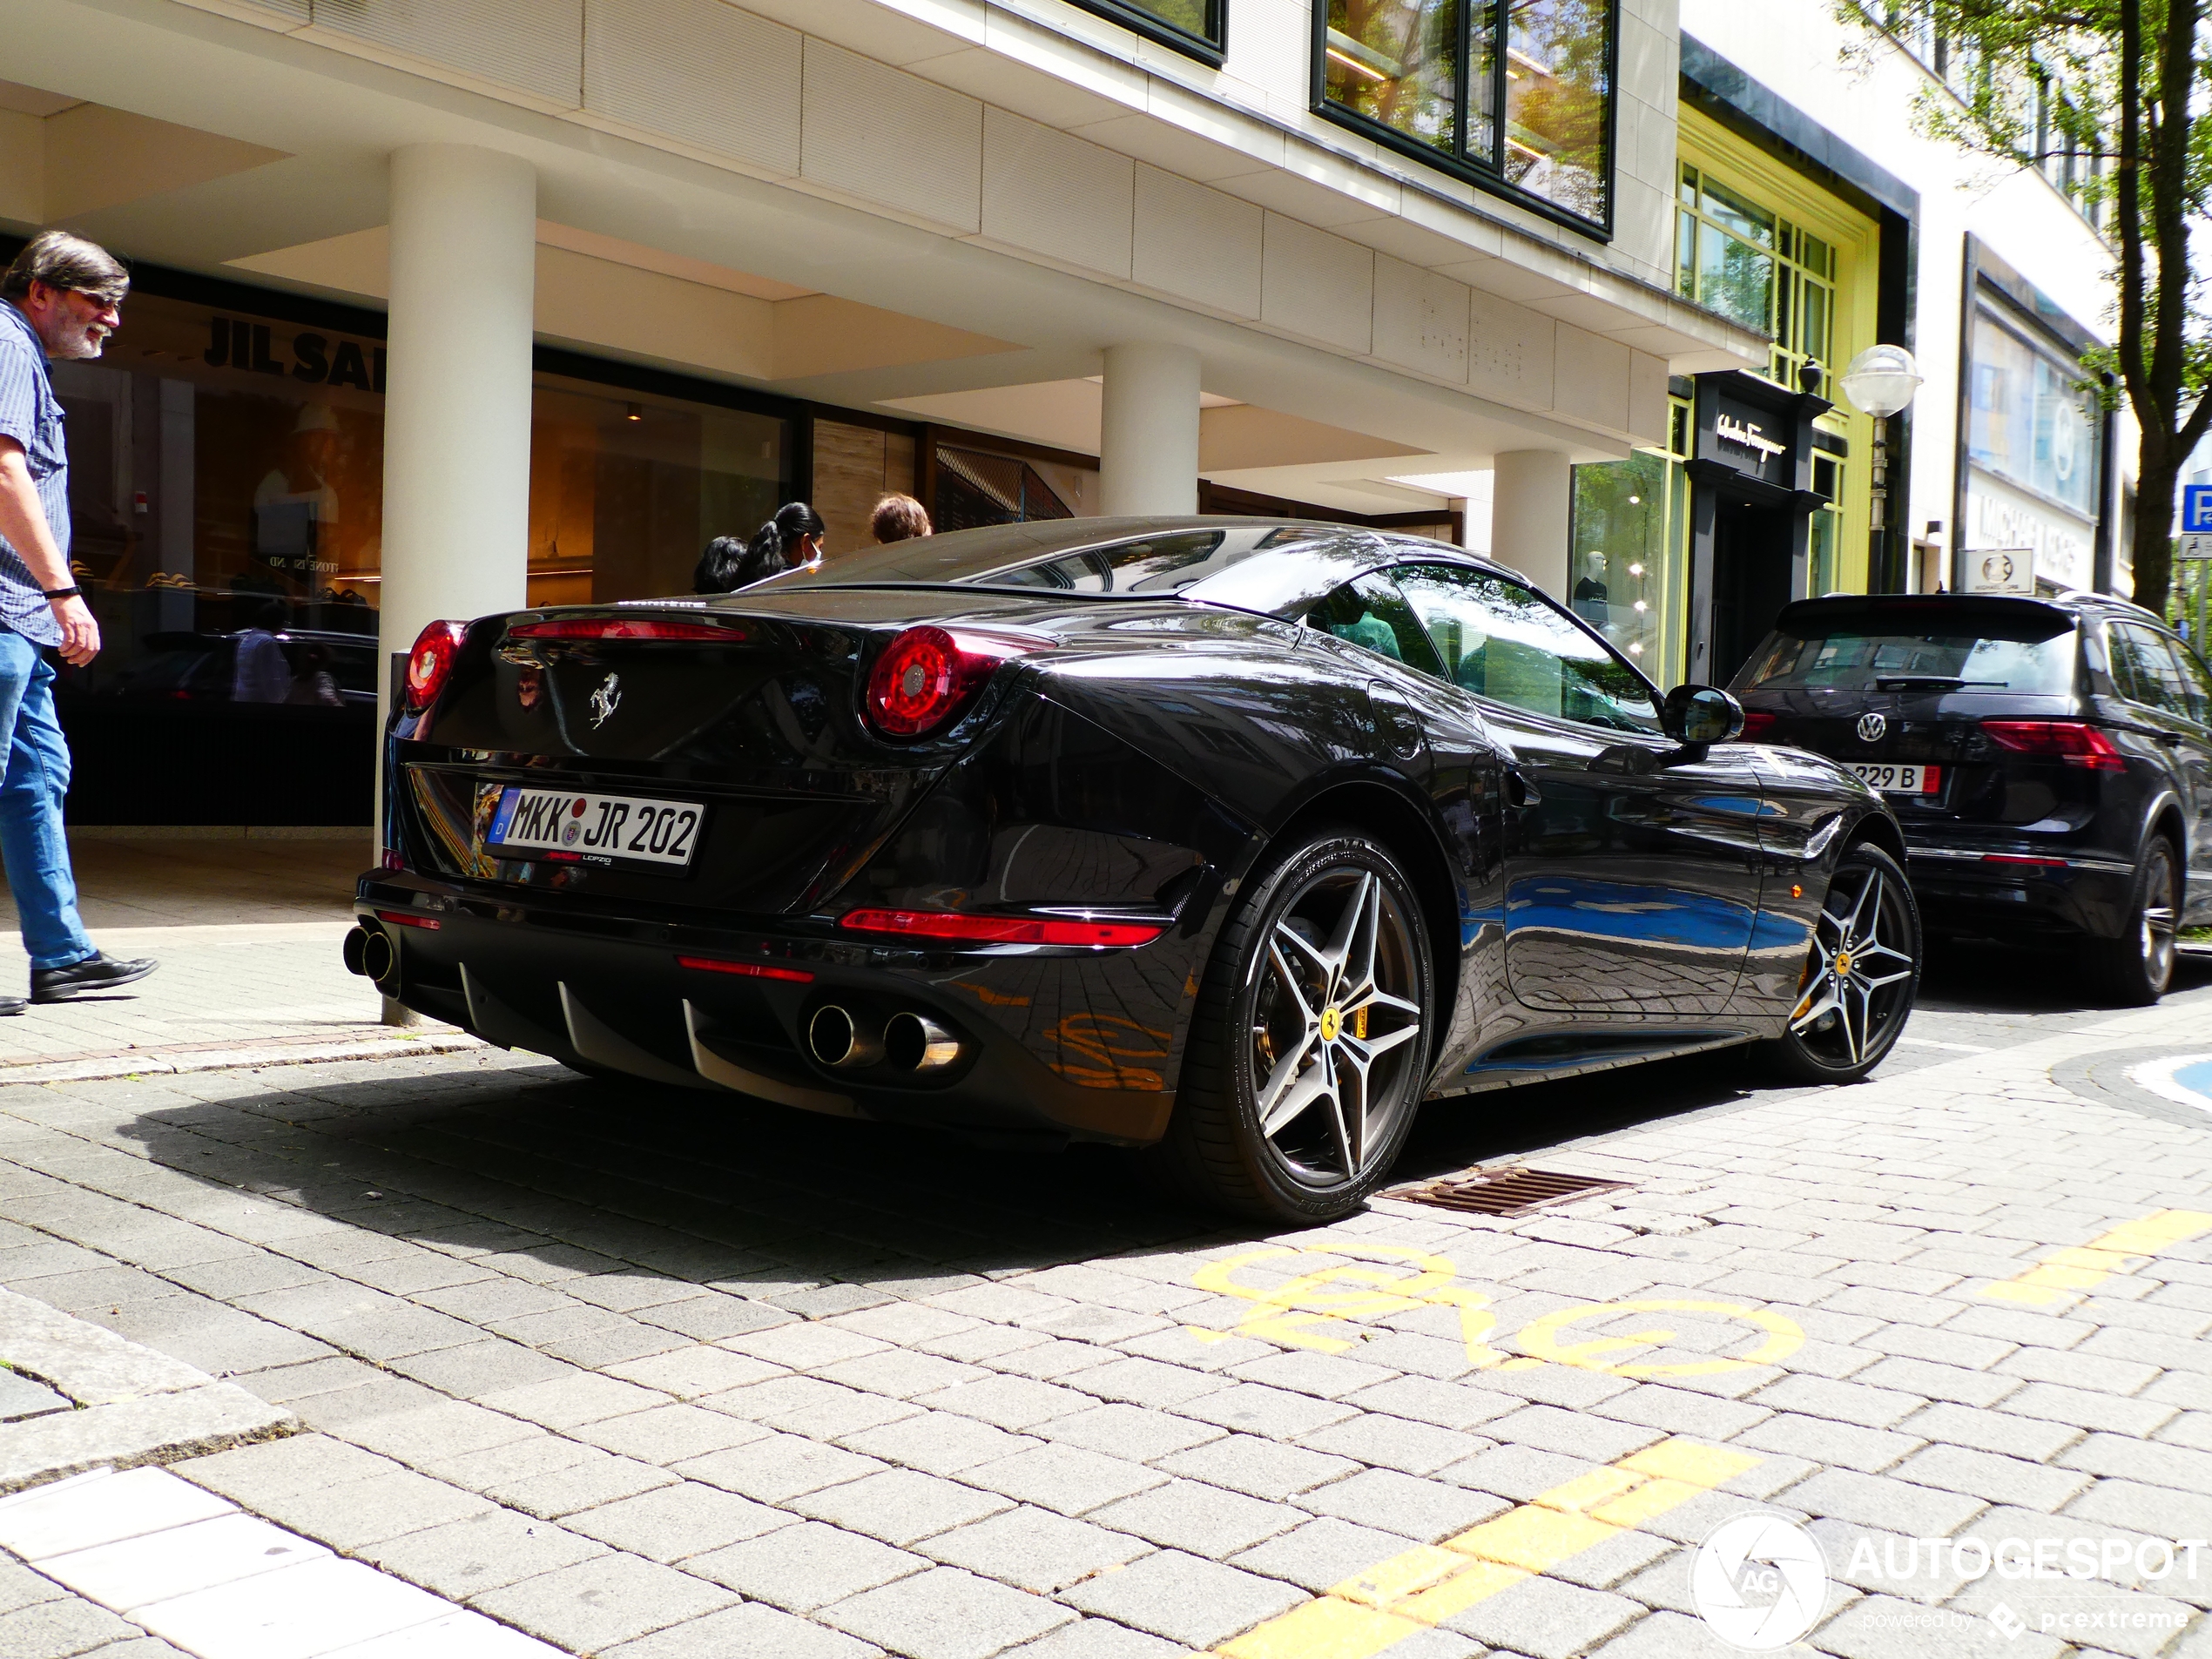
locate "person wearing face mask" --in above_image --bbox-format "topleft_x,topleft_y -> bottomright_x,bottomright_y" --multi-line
0,233 -> 158,1011
693,502 -> 826,594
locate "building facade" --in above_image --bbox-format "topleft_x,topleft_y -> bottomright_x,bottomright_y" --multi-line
1561,2 -> 2131,688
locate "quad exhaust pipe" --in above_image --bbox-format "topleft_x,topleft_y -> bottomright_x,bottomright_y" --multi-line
342,925 -> 398,991
806,1005 -> 882,1069
806,1005 -> 965,1074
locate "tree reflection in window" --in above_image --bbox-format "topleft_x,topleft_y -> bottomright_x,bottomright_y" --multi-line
1324,0 -> 1467,157
1501,0 -> 1613,222
1318,0 -> 1614,228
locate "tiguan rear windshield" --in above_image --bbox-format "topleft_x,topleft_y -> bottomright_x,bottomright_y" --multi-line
1736,600 -> 2078,696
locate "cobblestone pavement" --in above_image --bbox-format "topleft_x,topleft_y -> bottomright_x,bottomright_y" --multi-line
0,946 -> 2209,1659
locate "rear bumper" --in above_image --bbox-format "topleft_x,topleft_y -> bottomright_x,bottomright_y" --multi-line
1904,843 -> 2137,940
354,873 -> 1204,1146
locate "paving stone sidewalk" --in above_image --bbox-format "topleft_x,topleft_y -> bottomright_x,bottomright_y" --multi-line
0,959 -> 2205,1658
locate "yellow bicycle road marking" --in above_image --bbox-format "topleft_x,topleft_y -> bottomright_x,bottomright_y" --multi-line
1978,1209 -> 2212,1307
1215,1438 -> 1762,1659
1187,1249 -> 1803,1379
1514,1299 -> 1803,1379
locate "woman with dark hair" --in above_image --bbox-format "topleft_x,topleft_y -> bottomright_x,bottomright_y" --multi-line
693,502 -> 826,594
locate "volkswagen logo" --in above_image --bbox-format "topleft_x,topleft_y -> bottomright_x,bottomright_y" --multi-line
1855,711 -> 1886,744
589,671 -> 622,729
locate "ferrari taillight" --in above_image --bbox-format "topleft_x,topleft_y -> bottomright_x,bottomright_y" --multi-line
1981,719 -> 2125,771
864,626 -> 1042,738
403,620 -> 468,713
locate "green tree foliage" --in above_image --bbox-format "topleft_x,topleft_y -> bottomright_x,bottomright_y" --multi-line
1840,0 -> 2212,611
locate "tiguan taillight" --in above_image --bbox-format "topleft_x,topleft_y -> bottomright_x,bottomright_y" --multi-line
1981,719 -> 2125,771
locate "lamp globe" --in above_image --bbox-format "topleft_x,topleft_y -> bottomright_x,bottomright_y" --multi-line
1838,345 -> 1922,419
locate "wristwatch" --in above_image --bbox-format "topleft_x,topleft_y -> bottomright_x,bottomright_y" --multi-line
41,587 -> 79,601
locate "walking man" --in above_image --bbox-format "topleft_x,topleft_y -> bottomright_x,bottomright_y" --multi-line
0,233 -> 157,1009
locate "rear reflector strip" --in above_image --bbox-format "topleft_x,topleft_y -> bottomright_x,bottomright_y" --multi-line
678,956 -> 814,983
374,909 -> 441,930
1982,854 -> 2067,868
509,617 -> 745,642
839,909 -> 1165,947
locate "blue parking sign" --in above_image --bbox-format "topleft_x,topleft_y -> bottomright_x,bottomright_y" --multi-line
2185,484 -> 2212,533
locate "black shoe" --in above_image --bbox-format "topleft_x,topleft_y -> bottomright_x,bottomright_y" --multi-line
32,954 -> 158,1004
0,997 -> 23,1016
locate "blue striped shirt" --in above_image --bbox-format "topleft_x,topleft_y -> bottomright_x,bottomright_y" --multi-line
0,303 -> 66,647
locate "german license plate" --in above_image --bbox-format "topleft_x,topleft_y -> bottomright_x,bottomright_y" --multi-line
485,786 -> 703,867
1850,763 -> 1939,795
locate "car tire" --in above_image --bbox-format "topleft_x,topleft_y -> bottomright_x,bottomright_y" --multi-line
1146,827 -> 1433,1224
2091,835 -> 2181,1007
1759,840 -> 1922,1085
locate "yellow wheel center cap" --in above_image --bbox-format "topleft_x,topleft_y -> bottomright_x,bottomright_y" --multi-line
1835,950 -> 1853,978
1319,1007 -> 1342,1042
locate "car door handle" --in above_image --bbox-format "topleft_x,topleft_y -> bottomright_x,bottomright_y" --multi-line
1506,768 -> 1541,807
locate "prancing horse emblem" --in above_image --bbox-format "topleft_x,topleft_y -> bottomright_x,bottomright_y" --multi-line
590,672 -> 622,728
1856,711 -> 1886,743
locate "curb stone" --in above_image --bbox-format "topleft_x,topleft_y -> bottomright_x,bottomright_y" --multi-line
0,1028 -> 482,1084
0,1287 -> 297,1494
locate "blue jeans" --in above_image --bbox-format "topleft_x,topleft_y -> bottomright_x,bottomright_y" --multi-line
0,631 -> 93,970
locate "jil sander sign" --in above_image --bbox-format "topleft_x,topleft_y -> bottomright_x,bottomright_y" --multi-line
203,317 -> 386,393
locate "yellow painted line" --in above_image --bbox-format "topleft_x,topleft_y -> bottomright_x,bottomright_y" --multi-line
1978,1208 -> 2212,1306
1215,1438 -> 1760,1659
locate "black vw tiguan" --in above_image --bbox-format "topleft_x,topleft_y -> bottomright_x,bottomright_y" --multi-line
1730,591 -> 2212,1003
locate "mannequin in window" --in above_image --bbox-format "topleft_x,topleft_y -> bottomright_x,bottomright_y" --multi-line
1573,553 -> 1610,627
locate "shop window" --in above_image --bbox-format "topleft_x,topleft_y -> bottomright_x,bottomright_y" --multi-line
48,284 -> 797,827
1567,390 -> 1693,685
529,376 -> 787,609
1319,0 -> 1615,233
1966,308 -> 2100,520
1075,0 -> 1222,64
932,444 -> 1089,533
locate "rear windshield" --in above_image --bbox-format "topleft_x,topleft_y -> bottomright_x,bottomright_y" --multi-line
1738,614 -> 2078,695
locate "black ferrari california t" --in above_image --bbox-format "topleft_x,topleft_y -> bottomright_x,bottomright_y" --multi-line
352,517 -> 1922,1221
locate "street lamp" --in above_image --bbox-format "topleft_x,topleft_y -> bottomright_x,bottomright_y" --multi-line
1838,345 -> 1923,587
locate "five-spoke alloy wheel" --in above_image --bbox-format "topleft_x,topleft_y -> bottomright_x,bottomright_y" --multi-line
1155,829 -> 1433,1222
2093,835 -> 2181,1006
1764,840 -> 1921,1083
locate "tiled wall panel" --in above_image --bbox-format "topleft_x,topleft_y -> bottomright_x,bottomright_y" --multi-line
584,0 -> 801,176
801,39 -> 983,233
1372,256 -> 1470,382
981,109 -> 1133,279
1132,166 -> 1261,318
311,0 -> 583,105
1260,212 -> 1372,354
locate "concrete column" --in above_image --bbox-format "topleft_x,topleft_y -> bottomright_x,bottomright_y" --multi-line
1098,343 -> 1200,516
379,144 -> 536,684
1490,449 -> 1574,599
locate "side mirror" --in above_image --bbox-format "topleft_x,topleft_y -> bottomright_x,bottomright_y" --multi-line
1662,684 -> 1745,745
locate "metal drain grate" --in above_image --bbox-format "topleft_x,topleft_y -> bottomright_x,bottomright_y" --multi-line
1387,1165 -> 1629,1217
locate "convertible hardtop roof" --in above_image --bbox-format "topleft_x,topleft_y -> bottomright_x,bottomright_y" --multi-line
746,513 -> 1521,611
